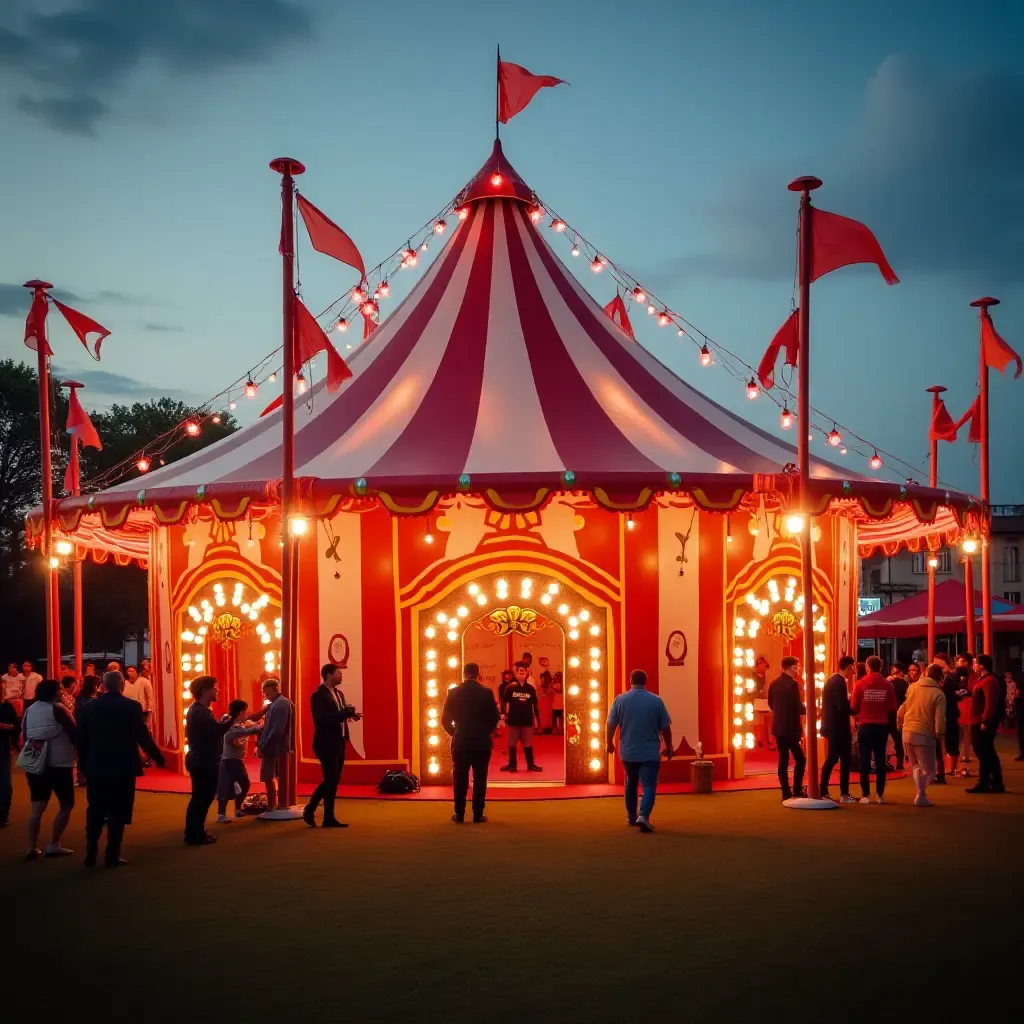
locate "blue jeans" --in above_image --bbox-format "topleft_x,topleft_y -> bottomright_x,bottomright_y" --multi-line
623,760 -> 661,821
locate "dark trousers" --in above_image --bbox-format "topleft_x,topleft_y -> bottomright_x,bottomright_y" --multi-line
776,736 -> 805,798
217,759 -> 250,814
0,750 -> 11,823
971,723 -> 1004,790
820,732 -> 851,796
858,723 -> 889,796
887,713 -> 905,768
86,776 -> 134,864
184,765 -> 218,842
308,745 -> 346,822
452,748 -> 491,818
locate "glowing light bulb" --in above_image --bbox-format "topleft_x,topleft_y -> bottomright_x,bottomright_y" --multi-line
436,612 -> 448,624
268,372 -> 277,382
185,421 -> 200,437
490,172 -> 503,186
228,401 -> 237,411
785,514 -> 805,534
529,206 -> 543,223
212,414 -> 222,424
633,287 -> 646,303
54,539 -> 72,556
457,606 -> 469,618
569,657 -> 580,668
657,310 -> 672,327
558,603 -> 569,616
434,219 -> 447,234
571,243 -> 580,257
136,456 -> 150,472
379,280 -> 390,297
245,379 -> 257,398
780,407 -> 793,430
288,516 -> 308,537
447,656 -> 458,668
336,317 -> 348,332
589,758 -> 602,771
476,593 -> 487,606
447,630 -> 458,642
927,556 -> 939,569
591,257 -> 603,273
746,378 -> 759,400
296,374 -> 307,394
424,626 -> 436,639
420,241 -> 429,253
568,684 -> 580,696
699,344 -> 712,367
424,533 -> 434,545
468,583 -> 480,596
962,537 -> 978,554
869,451 -> 883,470
827,427 -> 842,447
579,610 -> 590,621
540,594 -> 552,606
551,219 -> 566,232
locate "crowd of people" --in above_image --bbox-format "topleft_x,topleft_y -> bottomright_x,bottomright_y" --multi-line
768,651 -> 1020,806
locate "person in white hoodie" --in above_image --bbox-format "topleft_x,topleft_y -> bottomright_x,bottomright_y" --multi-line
897,663 -> 947,807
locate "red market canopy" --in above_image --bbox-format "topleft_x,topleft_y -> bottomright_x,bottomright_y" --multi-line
858,579 -> 1024,639
27,141 -> 982,558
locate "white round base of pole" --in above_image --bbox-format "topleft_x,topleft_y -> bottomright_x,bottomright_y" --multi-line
256,806 -> 306,821
783,796 -> 839,810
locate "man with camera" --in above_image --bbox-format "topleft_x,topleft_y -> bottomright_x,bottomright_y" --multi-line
303,663 -> 361,828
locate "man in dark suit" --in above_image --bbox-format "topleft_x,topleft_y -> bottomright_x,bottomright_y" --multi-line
77,670 -> 165,867
303,663 -> 360,829
442,662 -> 500,823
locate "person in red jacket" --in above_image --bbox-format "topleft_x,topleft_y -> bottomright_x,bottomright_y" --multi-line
967,654 -> 1005,794
851,655 -> 897,803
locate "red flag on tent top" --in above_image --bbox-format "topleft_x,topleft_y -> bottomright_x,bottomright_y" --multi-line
602,295 -> 635,340
498,60 -> 566,123
810,208 -> 899,285
296,194 -> 365,279
293,295 -> 351,393
66,388 -> 102,450
51,298 -> 110,360
757,309 -> 799,390
928,398 -> 960,443
24,290 -> 51,356
981,311 -> 1022,379
953,396 -> 982,444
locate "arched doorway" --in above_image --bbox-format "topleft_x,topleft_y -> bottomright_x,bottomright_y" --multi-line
415,568 -> 612,786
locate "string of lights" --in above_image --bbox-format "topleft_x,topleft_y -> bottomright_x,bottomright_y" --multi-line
534,195 -> 947,489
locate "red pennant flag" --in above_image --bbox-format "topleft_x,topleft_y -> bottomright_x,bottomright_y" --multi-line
24,290 -> 51,355
981,311 -> 1021,379
362,311 -> 378,342
296,195 -> 365,279
602,295 -> 635,340
50,298 -> 110,360
810,208 -> 899,285
952,397 -> 981,444
294,295 -> 351,393
65,385 -> 102,490
757,309 -> 799,389
260,394 -> 284,418
928,399 -> 960,442
498,60 -> 566,123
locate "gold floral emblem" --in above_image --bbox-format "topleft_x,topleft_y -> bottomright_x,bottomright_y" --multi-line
212,613 -> 244,649
483,605 -> 538,637
770,609 -> 797,640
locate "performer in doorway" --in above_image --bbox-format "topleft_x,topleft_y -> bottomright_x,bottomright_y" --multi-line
500,662 -> 542,773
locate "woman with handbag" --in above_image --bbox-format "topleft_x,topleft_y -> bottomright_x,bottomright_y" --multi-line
20,678 -> 77,860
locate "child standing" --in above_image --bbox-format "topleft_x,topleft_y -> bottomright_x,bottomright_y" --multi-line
216,700 -> 262,823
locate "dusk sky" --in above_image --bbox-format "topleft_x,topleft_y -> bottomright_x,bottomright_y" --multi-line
1,0 -> 1021,498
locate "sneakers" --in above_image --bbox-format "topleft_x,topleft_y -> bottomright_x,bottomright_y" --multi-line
858,796 -> 871,804
234,810 -> 246,818
636,816 -> 654,833
913,795 -> 934,807
839,794 -> 857,804
1014,754 -> 1024,762
44,844 -> 74,857
215,814 -> 231,823
874,795 -> 886,805
24,848 -> 42,861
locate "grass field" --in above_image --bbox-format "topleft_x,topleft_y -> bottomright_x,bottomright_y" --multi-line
5,744 -> 1022,1023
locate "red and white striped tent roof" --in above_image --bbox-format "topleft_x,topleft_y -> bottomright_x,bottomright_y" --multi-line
34,142 -> 979,553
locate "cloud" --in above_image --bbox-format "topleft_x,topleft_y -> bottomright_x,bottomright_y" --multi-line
0,0 -> 313,134
142,322 -> 184,333
0,282 -> 152,317
51,365 -> 188,399
658,56 -> 1024,286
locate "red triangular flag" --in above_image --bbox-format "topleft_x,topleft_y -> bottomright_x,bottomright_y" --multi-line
602,295 -> 635,340
50,298 -> 110,360
498,60 -> 566,123
757,310 -> 799,389
928,399 -> 959,442
981,311 -> 1021,379
66,388 -> 102,450
294,295 -> 351,393
296,194 -> 365,279
260,394 -> 284,418
362,311 -> 378,342
951,397 -> 982,444
24,290 -> 51,355
810,208 -> 899,285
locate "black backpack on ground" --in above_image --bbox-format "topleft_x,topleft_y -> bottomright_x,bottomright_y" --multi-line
377,770 -> 420,794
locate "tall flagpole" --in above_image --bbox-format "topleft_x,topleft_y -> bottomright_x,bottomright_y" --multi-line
788,175 -> 822,800
925,385 -> 946,661
971,296 -> 997,656
964,552 -> 976,653
63,382 -> 85,680
269,157 -> 304,818
495,44 -> 501,140
25,279 -> 60,678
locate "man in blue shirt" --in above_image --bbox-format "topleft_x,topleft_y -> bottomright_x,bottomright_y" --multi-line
606,669 -> 673,833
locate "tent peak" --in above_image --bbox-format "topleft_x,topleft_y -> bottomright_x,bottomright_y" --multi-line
458,139 -> 535,206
